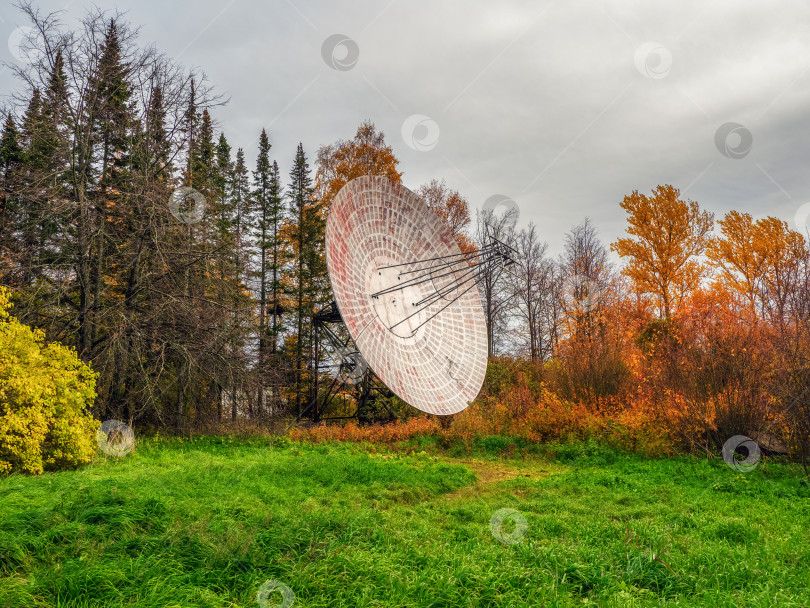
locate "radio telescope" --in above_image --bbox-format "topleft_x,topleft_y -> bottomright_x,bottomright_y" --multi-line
323,175 -> 514,415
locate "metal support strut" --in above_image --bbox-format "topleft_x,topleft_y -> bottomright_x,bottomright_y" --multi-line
297,301 -> 396,423
368,236 -> 517,338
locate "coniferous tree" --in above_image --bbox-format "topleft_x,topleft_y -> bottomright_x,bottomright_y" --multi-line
252,130 -> 287,412
229,146 -> 254,417
214,133 -> 232,194
268,160 -> 284,349
230,147 -> 250,287
182,78 -> 198,181
253,129 -> 272,363
15,89 -> 45,285
41,50 -> 71,187
212,132 -> 234,282
87,19 -> 136,352
9,55 -> 72,293
19,89 -> 42,149
192,109 -> 215,196
36,52 -> 72,281
0,115 -> 22,188
0,114 -> 23,282
142,85 -> 172,178
285,143 -> 326,416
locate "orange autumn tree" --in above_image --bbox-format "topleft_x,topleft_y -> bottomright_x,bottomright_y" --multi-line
416,179 -> 474,253
706,211 -> 766,314
315,120 -> 402,208
611,185 -> 714,318
757,217 -> 806,327
707,213 -> 806,324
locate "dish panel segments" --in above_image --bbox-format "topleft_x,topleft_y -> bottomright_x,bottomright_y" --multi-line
325,175 -> 488,415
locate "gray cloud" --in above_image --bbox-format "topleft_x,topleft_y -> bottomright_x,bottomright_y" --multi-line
2,0 -> 809,256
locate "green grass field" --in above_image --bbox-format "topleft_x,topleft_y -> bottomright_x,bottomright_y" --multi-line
1,436 -> 809,607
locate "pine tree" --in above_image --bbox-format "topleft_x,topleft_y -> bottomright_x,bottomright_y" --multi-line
254,129 -> 272,363
182,78 -> 198,181
192,109 -> 215,196
231,147 -> 250,286
19,88 -> 42,163
16,89 -> 43,282
4,6 -> 242,430
268,160 -> 284,348
0,114 -> 23,281
143,86 -> 171,179
252,130 -> 287,412
212,132 -> 233,278
0,115 -> 22,181
204,133 -> 254,421
87,19 -> 136,349
15,72 -> 71,286
19,87 -> 38,131
41,49 -> 71,181
285,143 -> 326,416
91,20 -> 133,196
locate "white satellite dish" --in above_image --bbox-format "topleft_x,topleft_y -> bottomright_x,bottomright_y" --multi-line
325,176 -> 513,415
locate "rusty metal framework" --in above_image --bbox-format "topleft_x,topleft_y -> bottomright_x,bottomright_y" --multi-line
297,301 -> 396,423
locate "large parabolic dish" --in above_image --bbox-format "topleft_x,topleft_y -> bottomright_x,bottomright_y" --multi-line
325,175 -> 488,415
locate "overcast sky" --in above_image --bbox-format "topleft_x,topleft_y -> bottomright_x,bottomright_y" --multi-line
2,0 -> 809,259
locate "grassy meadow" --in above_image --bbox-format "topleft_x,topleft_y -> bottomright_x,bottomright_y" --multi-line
1,436 -> 809,607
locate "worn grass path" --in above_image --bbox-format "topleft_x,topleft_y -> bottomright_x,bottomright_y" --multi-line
0,436 -> 808,607
437,457 -> 560,502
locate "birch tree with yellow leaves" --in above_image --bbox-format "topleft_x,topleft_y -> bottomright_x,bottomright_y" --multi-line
611,185 -> 714,318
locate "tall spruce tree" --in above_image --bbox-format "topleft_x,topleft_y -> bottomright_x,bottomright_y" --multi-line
268,160 -> 284,349
286,143 -> 326,416
41,50 -> 71,184
0,115 -> 22,184
182,78 -> 198,181
212,132 -> 234,281
142,85 -> 172,178
252,130 -> 287,412
190,109 -> 216,201
87,19 -> 135,351
231,147 -> 250,287
15,89 -> 46,284
0,114 -> 23,282
229,146 -> 253,417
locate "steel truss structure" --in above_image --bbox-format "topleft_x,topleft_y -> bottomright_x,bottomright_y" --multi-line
297,301 -> 397,423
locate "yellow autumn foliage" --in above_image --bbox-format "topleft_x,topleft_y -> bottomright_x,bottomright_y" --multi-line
0,287 -> 99,475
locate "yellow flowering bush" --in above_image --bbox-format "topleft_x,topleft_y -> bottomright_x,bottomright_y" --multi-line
0,287 -> 99,474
